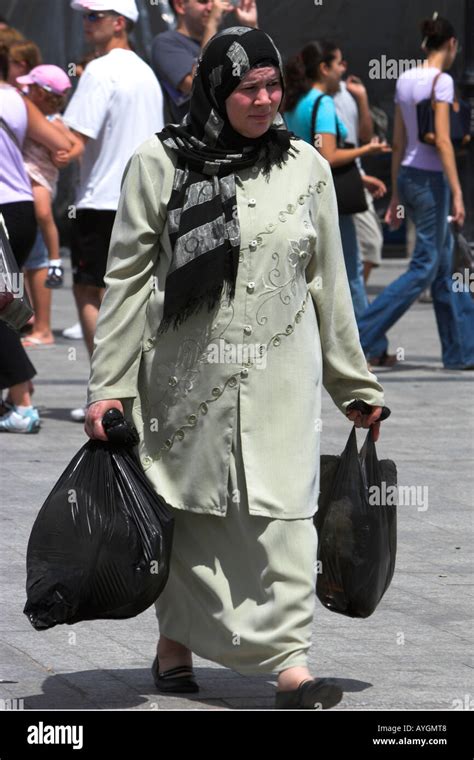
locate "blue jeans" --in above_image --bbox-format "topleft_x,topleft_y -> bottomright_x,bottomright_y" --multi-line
358,166 -> 474,368
338,214 -> 368,322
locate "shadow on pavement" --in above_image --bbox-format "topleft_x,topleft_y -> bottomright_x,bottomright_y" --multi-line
37,408 -> 85,424
22,670 -> 371,710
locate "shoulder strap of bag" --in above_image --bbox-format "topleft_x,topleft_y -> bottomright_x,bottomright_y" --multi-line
310,92 -> 342,148
431,70 -> 459,109
0,116 -> 21,151
430,71 -> 444,109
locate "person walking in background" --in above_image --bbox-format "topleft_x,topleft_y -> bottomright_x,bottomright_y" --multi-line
283,41 -> 390,322
151,0 -> 258,123
359,14 -> 474,369
60,53 -> 97,344
64,0 -> 164,422
333,67 -> 387,285
0,43 -> 71,432
7,39 -> 51,343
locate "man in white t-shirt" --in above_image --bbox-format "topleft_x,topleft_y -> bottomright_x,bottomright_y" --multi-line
64,0 -> 164,420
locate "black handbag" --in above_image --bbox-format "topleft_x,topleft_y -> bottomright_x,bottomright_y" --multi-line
310,93 -> 367,215
0,213 -> 34,331
416,72 -> 471,148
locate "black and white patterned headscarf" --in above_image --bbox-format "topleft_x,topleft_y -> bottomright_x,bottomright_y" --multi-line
156,27 -> 293,333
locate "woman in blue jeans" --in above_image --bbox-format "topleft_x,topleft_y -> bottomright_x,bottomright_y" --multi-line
359,14 -> 473,369
284,41 -> 390,322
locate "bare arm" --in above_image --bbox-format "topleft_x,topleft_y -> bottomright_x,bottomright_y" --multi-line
201,0 -> 258,51
24,98 -> 71,152
317,132 -> 391,168
345,76 -> 373,143
176,71 -> 194,96
201,0 -> 232,51
434,101 -> 465,225
357,94 -> 373,144
70,130 -> 89,149
52,126 -> 86,168
384,105 -> 406,228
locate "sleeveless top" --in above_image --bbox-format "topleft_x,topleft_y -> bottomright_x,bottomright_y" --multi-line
0,84 -> 33,204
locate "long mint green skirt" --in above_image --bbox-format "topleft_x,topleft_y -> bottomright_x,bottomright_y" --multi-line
154,399 -> 318,675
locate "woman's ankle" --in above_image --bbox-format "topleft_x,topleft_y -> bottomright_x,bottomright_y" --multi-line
277,666 -> 313,692
157,636 -> 192,667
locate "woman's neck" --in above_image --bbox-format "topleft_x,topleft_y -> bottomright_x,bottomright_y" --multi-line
312,81 -> 327,93
424,50 -> 449,71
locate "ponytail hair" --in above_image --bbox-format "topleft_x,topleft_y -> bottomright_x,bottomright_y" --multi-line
283,40 -> 338,112
420,14 -> 456,52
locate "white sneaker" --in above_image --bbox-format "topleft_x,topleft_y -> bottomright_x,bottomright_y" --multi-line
0,406 -> 41,433
70,406 -> 86,422
62,322 -> 83,340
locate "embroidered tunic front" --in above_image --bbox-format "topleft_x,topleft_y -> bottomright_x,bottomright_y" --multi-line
87,136 -> 385,519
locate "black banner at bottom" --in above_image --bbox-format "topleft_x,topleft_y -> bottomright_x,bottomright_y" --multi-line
0,708 -> 472,757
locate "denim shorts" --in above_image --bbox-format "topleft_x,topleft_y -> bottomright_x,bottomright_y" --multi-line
23,231 -> 49,271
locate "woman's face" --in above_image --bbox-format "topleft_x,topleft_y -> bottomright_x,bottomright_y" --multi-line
225,66 -> 283,139
321,49 -> 346,95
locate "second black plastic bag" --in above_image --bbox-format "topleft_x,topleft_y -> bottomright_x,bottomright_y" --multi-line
24,411 -> 174,630
314,427 -> 397,618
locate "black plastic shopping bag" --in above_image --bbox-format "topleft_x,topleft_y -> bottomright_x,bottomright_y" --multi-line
314,427 -> 397,618
24,411 -> 174,630
0,213 -> 33,331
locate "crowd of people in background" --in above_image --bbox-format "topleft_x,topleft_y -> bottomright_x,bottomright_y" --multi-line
0,0 -> 472,434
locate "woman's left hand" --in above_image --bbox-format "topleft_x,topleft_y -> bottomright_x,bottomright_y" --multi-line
346,405 -> 383,441
384,195 -> 402,230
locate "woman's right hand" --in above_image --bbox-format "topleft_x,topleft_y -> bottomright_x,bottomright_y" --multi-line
451,193 -> 465,227
85,399 -> 124,441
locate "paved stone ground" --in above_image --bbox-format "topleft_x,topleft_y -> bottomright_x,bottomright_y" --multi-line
0,257 -> 472,711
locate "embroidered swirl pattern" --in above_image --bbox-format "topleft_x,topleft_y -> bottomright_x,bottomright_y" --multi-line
149,292 -> 310,461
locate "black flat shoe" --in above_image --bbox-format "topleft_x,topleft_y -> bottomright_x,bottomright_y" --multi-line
151,656 -> 199,694
275,678 -> 343,710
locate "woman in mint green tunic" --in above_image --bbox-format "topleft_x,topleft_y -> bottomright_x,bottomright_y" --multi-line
85,28 -> 387,710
